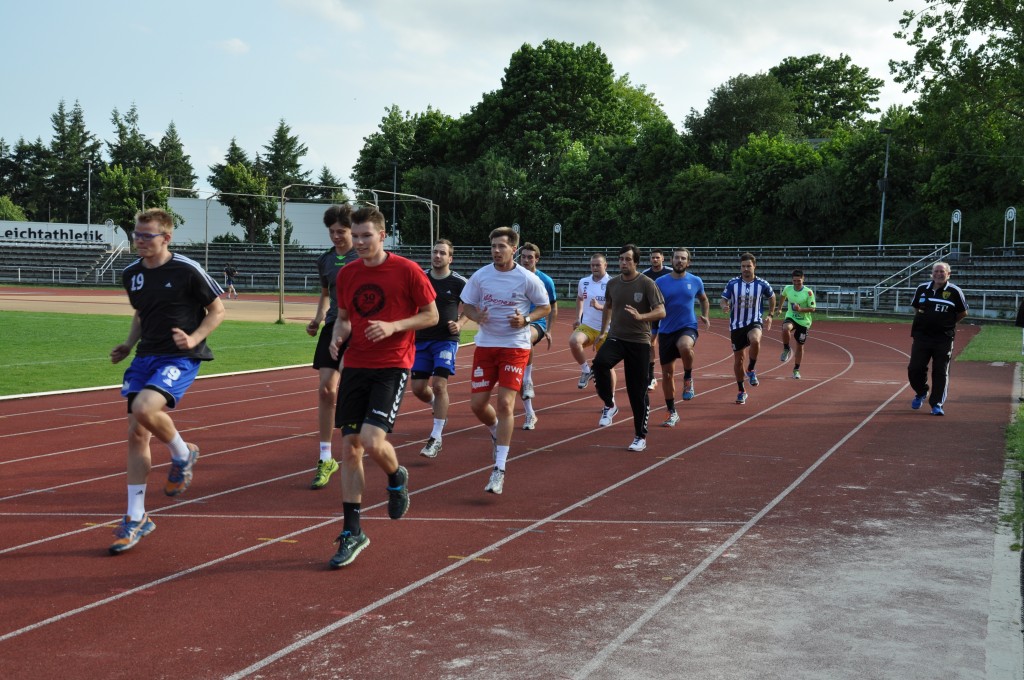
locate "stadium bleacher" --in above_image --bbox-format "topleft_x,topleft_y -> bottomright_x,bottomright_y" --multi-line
2,240 -> 1020,319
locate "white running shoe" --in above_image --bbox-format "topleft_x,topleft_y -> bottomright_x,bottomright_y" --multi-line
648,378 -> 657,391
420,437 -> 442,458
627,437 -> 647,452
661,412 -> 679,427
522,413 -> 538,430
598,404 -> 619,427
522,380 -> 535,399
484,467 -> 505,494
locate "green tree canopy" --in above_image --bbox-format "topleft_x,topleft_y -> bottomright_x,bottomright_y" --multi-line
684,73 -> 799,171
769,54 -> 884,137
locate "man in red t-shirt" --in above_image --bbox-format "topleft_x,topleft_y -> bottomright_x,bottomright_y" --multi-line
326,206 -> 438,568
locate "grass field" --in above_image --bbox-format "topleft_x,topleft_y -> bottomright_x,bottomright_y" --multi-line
0,310 -> 479,397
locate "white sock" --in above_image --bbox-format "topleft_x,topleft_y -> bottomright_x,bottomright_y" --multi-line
431,418 -> 445,439
488,423 -> 498,440
524,400 -> 535,418
524,365 -> 534,383
319,442 -> 332,462
127,484 -> 147,521
495,445 -> 510,469
581,363 -> 591,374
168,433 -> 189,462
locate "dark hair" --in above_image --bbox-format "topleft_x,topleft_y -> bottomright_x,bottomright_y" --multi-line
650,248 -> 664,256
322,204 -> 353,229
489,226 -> 519,248
352,206 -> 386,231
619,243 -> 640,264
791,269 -> 804,277
673,247 -> 691,260
434,238 -> 454,255
521,242 -> 541,257
740,251 -> 756,265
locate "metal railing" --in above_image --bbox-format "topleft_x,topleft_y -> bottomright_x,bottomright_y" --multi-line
93,241 -> 129,283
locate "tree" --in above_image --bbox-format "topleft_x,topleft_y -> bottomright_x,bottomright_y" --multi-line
0,195 -> 27,221
48,100 -> 102,223
891,0 -> 1024,124
107,104 -> 156,170
208,138 -> 252,186
769,54 -> 884,137
4,138 -> 50,221
95,164 -> 167,238
155,122 -> 198,195
256,119 -> 312,198
210,162 -> 277,244
684,73 -> 799,171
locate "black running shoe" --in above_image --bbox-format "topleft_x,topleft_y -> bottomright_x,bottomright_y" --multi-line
387,465 -> 410,519
329,530 -> 370,568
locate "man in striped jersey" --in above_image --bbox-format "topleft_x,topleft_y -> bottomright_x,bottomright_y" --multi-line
720,252 -> 776,405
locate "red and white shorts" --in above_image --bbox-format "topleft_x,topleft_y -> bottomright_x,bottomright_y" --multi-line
470,346 -> 531,393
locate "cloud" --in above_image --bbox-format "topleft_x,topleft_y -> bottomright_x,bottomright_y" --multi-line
280,0 -> 364,29
218,38 -> 250,55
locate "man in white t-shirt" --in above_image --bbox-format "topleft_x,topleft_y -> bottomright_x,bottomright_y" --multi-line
569,253 -> 612,390
461,227 -> 550,495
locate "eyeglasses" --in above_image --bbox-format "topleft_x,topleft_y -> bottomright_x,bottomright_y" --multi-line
132,231 -> 166,241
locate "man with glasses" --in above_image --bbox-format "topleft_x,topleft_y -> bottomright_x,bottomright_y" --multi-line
108,208 -> 225,554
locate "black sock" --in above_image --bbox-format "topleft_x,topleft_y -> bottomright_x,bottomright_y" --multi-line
683,369 -> 692,380
747,359 -> 757,372
666,399 -> 675,413
737,381 -> 745,391
783,344 -> 790,351
794,363 -> 801,370
343,502 -> 361,535
387,467 -> 404,488
648,362 -> 655,381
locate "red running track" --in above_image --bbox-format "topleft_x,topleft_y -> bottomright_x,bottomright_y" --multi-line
0,318 -> 1015,679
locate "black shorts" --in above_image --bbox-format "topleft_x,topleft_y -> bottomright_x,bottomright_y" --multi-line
730,323 -> 762,352
658,327 -> 699,365
312,323 -> 348,370
784,319 -> 809,345
335,367 -> 409,435
530,323 -> 548,347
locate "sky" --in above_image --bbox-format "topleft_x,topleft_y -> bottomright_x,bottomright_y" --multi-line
1,0 -> 924,195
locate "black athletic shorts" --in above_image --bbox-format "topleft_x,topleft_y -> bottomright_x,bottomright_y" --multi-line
335,367 -> 409,435
312,323 -> 348,370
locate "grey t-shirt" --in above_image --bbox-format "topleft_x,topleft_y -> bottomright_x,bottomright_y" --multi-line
606,274 -> 664,344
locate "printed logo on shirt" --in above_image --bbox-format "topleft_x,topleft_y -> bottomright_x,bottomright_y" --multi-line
352,283 -> 386,317
633,292 -> 644,303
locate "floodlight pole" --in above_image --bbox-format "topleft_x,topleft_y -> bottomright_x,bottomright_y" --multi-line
278,185 -> 293,324
204,192 -> 221,270
86,160 -> 92,227
877,128 -> 893,251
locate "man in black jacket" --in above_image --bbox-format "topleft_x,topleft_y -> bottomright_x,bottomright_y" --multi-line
907,261 -> 969,416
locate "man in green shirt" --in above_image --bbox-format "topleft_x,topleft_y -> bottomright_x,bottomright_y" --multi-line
777,269 -> 816,379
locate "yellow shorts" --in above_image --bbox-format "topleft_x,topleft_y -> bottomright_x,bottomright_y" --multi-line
575,323 -> 602,347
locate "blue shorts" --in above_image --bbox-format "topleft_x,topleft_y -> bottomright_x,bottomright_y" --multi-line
411,339 -> 459,379
121,355 -> 201,409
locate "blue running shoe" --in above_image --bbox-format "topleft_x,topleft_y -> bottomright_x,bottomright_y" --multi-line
931,405 -> 944,416
736,392 -> 748,405
109,514 -> 156,554
911,393 -> 927,410
746,371 -> 759,387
